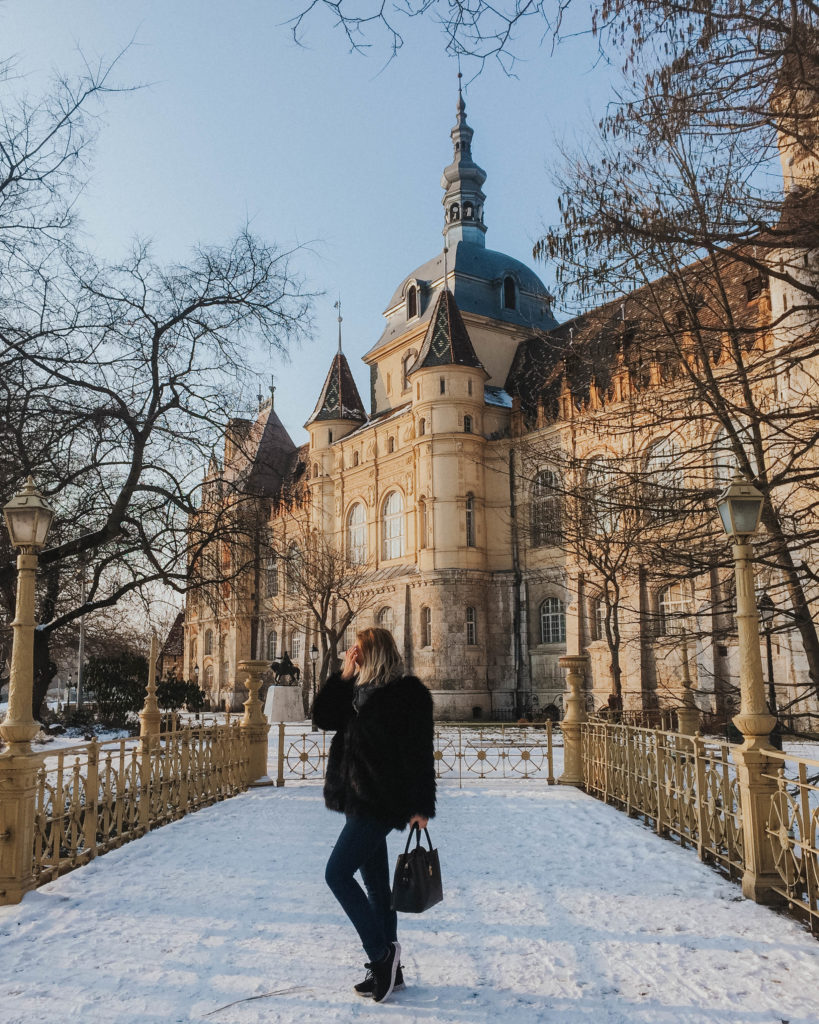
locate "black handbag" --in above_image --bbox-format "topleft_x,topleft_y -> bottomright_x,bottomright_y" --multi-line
391,825 -> 443,913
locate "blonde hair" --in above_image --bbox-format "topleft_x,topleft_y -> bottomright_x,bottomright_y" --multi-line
355,627 -> 403,687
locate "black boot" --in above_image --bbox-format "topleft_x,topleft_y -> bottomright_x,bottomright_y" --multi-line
354,961 -> 405,998
359,942 -> 401,1003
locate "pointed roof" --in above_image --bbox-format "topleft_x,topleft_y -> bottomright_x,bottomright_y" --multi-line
410,288 -> 486,374
306,350 -> 367,426
441,75 -> 488,247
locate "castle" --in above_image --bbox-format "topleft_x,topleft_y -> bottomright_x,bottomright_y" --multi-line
183,77 -> 819,727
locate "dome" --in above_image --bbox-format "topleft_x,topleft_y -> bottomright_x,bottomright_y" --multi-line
368,240 -> 557,355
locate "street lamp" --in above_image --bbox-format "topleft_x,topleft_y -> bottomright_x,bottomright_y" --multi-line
0,477 -> 55,754
716,473 -> 774,746
310,644 -> 319,706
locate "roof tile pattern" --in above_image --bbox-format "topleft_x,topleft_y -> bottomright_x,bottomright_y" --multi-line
411,288 -> 485,373
307,351 -> 367,425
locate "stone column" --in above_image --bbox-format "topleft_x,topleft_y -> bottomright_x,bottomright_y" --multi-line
730,542 -> 781,905
139,635 -> 161,740
676,638 -> 701,737
238,660 -> 272,785
558,654 -> 589,787
0,551 -> 45,903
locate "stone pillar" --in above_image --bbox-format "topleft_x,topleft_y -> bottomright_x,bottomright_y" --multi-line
139,634 -> 161,740
558,654 -> 589,787
0,551 -> 45,903
730,542 -> 781,905
238,659 -> 272,785
676,638 -> 701,737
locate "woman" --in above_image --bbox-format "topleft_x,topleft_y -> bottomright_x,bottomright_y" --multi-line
312,627 -> 436,1004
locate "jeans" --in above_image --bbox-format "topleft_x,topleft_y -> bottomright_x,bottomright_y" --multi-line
325,814 -> 397,962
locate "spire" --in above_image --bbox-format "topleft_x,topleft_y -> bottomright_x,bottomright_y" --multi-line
334,297 -> 343,354
410,288 -> 486,374
305,349 -> 367,427
441,74 -> 487,248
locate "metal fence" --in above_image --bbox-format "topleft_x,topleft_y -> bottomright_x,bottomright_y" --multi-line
271,722 -> 560,786
31,722 -> 249,889
581,719 -> 818,934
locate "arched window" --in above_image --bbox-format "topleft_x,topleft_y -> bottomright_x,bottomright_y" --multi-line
540,598 -> 566,645
402,351 -> 415,390
347,502 -> 367,565
382,491 -> 405,560
266,630 -> 277,661
585,457 -> 617,535
204,629 -> 213,656
421,606 -> 432,647
659,583 -> 691,636
466,606 -> 477,645
377,606 -> 394,635
465,493 -> 476,547
503,276 -> 516,310
265,555 -> 279,597
407,285 -> 418,319
450,202 -> 460,222
204,664 -> 214,688
463,414 -> 472,434
352,450 -> 360,467
593,599 -> 607,642
644,437 -> 683,517
463,201 -> 473,219
387,436 -> 395,454
286,543 -> 300,596
418,418 -> 426,436
419,498 -> 428,549
531,469 -> 562,547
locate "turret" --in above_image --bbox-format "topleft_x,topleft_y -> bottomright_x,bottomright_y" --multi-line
441,75 -> 487,248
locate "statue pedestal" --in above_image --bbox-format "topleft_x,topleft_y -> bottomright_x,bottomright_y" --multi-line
264,685 -> 306,723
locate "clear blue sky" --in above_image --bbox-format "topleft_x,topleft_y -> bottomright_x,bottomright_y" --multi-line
2,1 -> 615,444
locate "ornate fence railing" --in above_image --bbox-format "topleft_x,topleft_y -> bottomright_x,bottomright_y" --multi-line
31,722 -> 249,889
763,748 -> 819,931
271,722 -> 559,786
581,719 -> 818,934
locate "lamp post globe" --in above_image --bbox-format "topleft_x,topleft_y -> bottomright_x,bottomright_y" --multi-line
309,644 -> 319,704
0,478 -> 55,754
716,473 -> 764,541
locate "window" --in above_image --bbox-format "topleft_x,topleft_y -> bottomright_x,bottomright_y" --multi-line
421,606 -> 432,647
540,598 -> 566,645
204,629 -> 213,656
328,429 -> 333,443
266,631 -> 277,661
644,437 -> 683,517
468,379 -> 473,396
440,377 -> 446,395
530,469 -> 562,547
503,276 -> 516,310
745,276 -> 764,302
463,201 -> 473,220
419,418 -> 426,436
342,622 -> 356,650
286,543 -> 300,596
386,373 -> 392,394
465,493 -> 476,547
466,606 -> 477,645
593,599 -> 607,642
347,502 -> 367,565
407,285 -> 418,319
377,606 -> 394,635
290,634 -> 302,660
463,415 -> 472,434
265,555 -> 279,597
382,491 -> 405,559
450,202 -> 460,222
204,664 -> 213,688
352,451 -> 359,467
419,499 -> 428,548
712,423 -> 757,488
585,457 -> 617,535
402,351 -> 415,390
387,436 -> 395,454
659,583 -> 691,636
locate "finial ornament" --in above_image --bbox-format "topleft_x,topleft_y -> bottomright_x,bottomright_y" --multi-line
334,297 -> 343,354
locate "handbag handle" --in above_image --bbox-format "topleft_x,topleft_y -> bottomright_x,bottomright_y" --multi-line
402,823 -> 433,855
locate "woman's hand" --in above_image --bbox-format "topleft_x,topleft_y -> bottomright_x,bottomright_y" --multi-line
409,814 -> 429,831
341,645 -> 361,681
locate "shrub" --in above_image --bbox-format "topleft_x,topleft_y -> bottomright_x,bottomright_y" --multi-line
84,653 -> 148,728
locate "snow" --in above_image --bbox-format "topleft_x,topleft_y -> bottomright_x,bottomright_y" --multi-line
3,759 -> 819,1024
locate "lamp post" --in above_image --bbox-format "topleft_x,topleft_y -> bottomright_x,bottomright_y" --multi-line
310,644 -> 319,708
0,477 -> 55,755
758,591 -> 782,749
716,472 -> 781,903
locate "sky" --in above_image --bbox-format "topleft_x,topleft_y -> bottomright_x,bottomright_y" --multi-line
1,1 -> 616,445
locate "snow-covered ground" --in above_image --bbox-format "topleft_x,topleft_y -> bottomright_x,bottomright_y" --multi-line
2,772 -> 819,1024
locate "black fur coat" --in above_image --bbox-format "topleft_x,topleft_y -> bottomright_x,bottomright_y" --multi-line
312,671 -> 436,831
